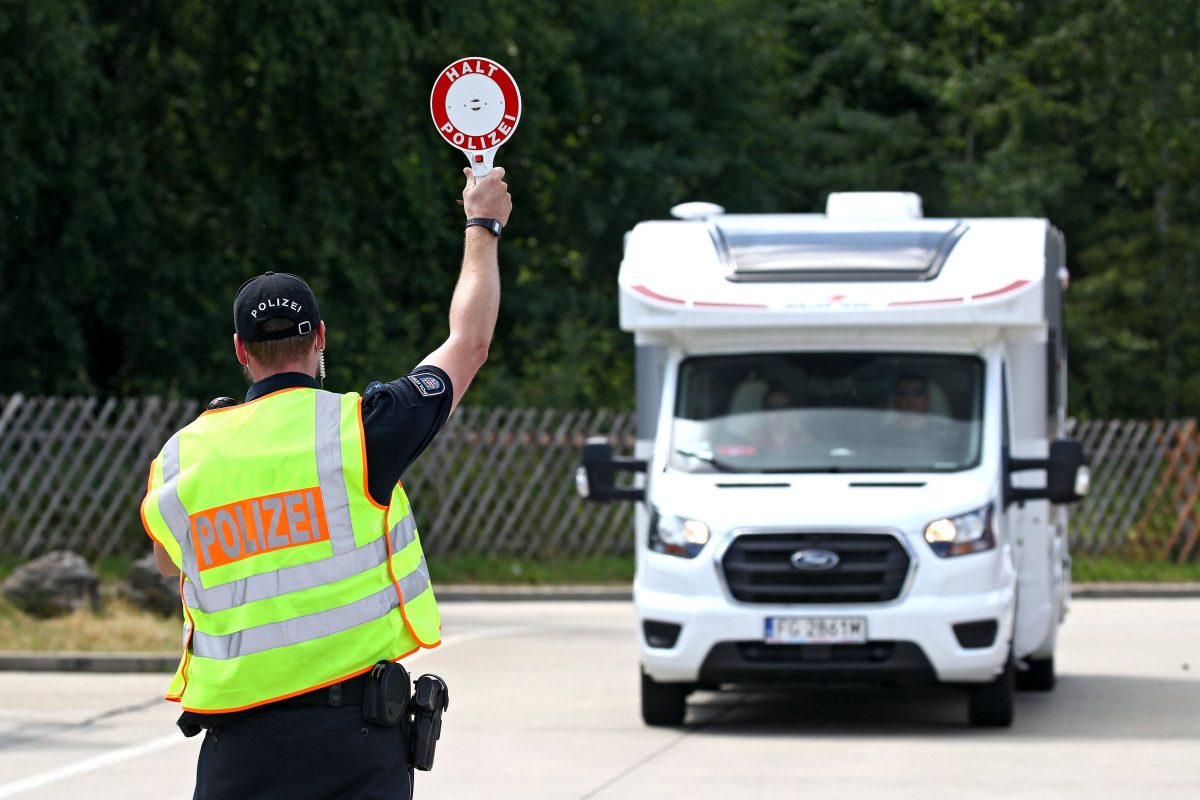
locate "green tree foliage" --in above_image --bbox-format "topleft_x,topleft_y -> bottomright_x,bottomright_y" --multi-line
1067,0 -> 1200,418
1,0 -> 1196,416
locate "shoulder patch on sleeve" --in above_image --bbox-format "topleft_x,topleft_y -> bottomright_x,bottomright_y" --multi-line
406,373 -> 445,398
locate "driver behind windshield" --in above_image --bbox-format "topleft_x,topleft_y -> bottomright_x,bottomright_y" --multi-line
753,386 -> 812,457
891,372 -> 932,428
882,371 -> 965,466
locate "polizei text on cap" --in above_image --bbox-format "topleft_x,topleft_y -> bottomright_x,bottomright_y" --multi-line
250,298 -> 303,319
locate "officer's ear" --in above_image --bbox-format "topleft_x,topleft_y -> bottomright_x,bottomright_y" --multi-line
315,322 -> 326,354
233,333 -> 250,367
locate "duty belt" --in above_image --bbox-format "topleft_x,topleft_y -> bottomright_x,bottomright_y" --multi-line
176,674 -> 373,737
279,674 -> 370,707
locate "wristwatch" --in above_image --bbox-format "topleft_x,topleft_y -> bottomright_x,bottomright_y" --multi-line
465,218 -> 503,238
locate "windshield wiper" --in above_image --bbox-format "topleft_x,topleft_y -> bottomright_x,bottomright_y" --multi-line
674,448 -> 746,473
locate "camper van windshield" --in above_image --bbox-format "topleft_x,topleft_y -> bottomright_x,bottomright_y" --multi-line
671,353 -> 984,473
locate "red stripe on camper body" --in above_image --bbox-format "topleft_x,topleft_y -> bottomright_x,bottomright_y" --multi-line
633,285 -> 686,305
887,296 -> 964,307
971,280 -> 1030,300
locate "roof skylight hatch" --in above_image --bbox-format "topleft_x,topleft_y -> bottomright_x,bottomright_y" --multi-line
712,216 -> 969,283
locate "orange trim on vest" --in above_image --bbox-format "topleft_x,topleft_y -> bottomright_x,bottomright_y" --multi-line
382,512 -> 440,650
199,386 -> 312,416
357,397 -> 390,512
139,458 -> 169,551
360,395 -> 436,649
167,572 -> 196,703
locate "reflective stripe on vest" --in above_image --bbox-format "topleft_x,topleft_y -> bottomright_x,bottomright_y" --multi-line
181,514 -> 419,613
313,391 -> 357,557
189,563 -> 432,660
140,387 -> 440,712
192,584 -> 399,659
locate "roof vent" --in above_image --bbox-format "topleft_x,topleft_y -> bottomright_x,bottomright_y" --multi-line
671,201 -> 725,220
826,192 -> 923,220
712,215 -> 968,283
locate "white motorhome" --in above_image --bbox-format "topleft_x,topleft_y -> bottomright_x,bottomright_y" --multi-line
577,193 -> 1089,728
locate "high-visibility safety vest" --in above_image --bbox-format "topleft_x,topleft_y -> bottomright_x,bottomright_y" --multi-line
140,387 -> 441,713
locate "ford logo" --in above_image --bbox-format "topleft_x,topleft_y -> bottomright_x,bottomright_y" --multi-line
790,549 -> 840,571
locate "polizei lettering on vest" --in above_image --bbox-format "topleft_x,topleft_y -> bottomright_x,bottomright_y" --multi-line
191,487 -> 329,569
250,298 -> 303,319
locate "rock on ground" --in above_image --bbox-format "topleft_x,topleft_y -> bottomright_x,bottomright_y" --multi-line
1,550 -> 102,618
122,553 -> 179,616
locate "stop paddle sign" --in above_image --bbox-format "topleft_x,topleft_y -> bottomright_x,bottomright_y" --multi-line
430,56 -> 521,180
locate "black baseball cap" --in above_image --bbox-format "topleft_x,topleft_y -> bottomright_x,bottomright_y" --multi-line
233,271 -> 321,342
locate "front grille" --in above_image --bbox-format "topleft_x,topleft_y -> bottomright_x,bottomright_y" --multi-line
721,532 -> 910,604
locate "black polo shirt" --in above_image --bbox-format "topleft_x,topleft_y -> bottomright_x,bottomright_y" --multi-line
243,366 -> 454,505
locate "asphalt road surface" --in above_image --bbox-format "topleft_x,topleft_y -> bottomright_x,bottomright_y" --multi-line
0,598 -> 1197,799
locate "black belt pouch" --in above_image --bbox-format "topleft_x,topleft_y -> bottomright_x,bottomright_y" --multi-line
363,660 -> 411,726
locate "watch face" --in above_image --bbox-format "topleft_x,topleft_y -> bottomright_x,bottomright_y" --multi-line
490,220 -> 502,236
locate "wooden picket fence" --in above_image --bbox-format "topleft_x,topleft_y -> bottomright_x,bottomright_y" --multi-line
0,393 -> 1195,562
1067,419 -> 1200,560
0,395 -> 202,559
400,407 -> 635,558
1125,420 -> 1200,562
0,395 -> 634,561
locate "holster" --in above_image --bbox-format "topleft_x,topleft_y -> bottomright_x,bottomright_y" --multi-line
177,716 -> 204,738
363,660 -> 411,726
409,674 -> 449,772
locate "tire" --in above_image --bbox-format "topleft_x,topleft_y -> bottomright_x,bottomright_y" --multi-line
641,670 -> 689,727
1016,656 -> 1056,692
967,658 -> 1015,727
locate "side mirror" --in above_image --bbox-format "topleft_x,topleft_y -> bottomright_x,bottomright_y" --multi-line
1045,439 -> 1090,503
1007,438 -> 1089,505
575,436 -> 647,503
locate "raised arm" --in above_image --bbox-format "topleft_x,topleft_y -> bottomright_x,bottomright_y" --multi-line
419,167 -> 512,413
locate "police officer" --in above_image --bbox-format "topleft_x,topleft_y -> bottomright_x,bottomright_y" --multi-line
140,167 -> 511,799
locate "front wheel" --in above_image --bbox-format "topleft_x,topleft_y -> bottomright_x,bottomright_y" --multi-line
641,670 -> 690,727
967,658 -> 1015,727
1016,656 -> 1056,692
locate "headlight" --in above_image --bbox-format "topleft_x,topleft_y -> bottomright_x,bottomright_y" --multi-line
924,504 -> 994,557
649,512 -> 710,558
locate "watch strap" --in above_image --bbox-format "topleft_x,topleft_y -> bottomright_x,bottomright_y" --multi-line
464,218 -> 503,237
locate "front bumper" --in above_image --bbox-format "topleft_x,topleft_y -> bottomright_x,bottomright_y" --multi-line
636,583 -> 1014,686
699,640 -> 937,685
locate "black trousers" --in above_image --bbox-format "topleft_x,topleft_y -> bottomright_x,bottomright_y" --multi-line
193,702 -> 413,800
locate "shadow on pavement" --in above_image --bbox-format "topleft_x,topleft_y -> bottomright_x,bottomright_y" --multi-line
684,672 -> 1200,740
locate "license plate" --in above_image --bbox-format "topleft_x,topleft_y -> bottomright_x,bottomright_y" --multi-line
764,616 -> 867,644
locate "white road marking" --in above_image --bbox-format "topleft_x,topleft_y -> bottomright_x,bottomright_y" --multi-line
0,624 -> 532,798
0,733 -> 181,799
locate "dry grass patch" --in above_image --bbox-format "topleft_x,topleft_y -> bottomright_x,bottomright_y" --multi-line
0,595 -> 182,653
